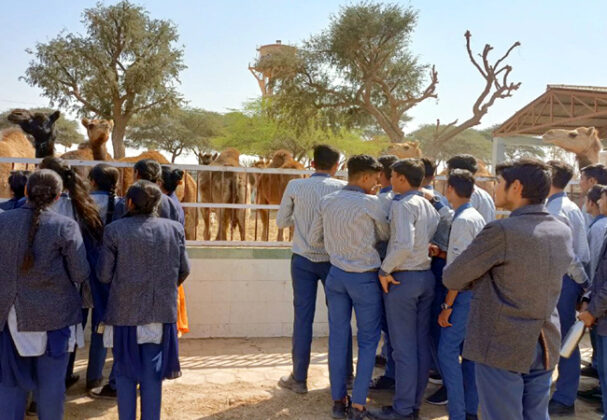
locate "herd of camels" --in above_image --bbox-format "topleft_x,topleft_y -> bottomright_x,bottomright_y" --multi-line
0,109 -> 602,242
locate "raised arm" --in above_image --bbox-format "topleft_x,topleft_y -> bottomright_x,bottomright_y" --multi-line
276,182 -> 295,229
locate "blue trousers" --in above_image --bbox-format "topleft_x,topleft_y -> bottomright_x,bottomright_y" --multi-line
430,257 -> 447,374
552,275 -> 583,406
380,309 -> 395,379
476,343 -> 552,420
116,343 -> 163,420
326,266 -> 382,405
0,352 -> 69,420
87,330 -> 108,383
596,334 -> 607,420
384,270 -> 435,416
291,254 -> 353,382
437,291 -> 478,420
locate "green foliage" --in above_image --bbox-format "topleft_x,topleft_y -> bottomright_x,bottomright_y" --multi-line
127,108 -> 222,162
266,2 -> 432,142
0,108 -> 84,148
411,125 -> 493,163
22,1 -> 186,157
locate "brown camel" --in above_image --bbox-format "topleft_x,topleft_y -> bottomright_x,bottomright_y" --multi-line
62,118 -> 114,162
198,148 -> 249,241
7,109 -> 59,158
383,141 -> 423,158
542,127 -> 602,168
255,149 -> 304,241
0,128 -> 35,197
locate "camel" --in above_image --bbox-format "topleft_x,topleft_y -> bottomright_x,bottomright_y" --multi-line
7,109 -> 59,158
383,141 -> 423,158
434,159 -> 495,197
542,127 -> 603,168
198,148 -> 249,241
62,118 -> 114,162
0,128 -> 35,197
255,149 -> 305,241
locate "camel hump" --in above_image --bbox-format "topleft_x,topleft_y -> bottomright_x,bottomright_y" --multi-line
214,148 -> 241,166
269,149 -> 295,168
0,128 -> 35,159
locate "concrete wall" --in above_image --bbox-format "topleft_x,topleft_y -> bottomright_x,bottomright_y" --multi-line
184,247 -> 329,338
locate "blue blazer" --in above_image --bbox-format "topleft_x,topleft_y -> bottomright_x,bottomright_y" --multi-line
112,194 -> 181,223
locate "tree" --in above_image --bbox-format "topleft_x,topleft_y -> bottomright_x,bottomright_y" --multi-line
411,125 -> 492,164
0,108 -> 84,149
22,1 -> 185,158
127,108 -> 222,163
263,3 -> 437,143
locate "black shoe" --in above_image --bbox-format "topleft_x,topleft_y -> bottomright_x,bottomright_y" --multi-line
581,365 -> 600,379
368,406 -> 414,420
26,400 -> 37,416
425,386 -> 448,405
548,399 -> 575,416
369,375 -> 395,391
466,414 -> 479,420
88,384 -> 117,400
85,378 -> 103,391
428,369 -> 442,385
597,406 -> 605,414
578,385 -> 602,402
349,407 -> 370,420
332,396 -> 351,419
347,375 -> 354,390
375,355 -> 387,367
278,374 -> 308,394
65,374 -> 79,390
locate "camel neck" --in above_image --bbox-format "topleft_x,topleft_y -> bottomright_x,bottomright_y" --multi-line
91,138 -> 109,160
35,141 -> 55,158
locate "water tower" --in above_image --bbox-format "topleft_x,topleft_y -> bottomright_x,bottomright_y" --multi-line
249,40 -> 296,96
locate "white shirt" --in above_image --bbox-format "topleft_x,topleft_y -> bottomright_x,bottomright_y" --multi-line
447,205 -> 486,266
470,186 -> 496,223
588,216 -> 607,277
546,192 -> 591,264
103,323 -> 164,348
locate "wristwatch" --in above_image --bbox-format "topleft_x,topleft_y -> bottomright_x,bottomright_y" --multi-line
430,195 -> 441,205
440,303 -> 452,310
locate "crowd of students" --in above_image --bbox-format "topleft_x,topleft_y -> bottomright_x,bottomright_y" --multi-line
0,157 -> 190,420
277,144 -> 607,420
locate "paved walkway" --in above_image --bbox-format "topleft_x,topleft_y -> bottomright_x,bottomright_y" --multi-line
64,336 -> 602,419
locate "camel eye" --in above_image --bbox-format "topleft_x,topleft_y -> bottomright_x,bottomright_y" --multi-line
568,132 -> 578,138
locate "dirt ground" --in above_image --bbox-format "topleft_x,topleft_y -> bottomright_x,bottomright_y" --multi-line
63,336 -> 602,420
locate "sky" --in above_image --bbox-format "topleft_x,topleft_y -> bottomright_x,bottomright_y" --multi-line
1,0 -> 606,143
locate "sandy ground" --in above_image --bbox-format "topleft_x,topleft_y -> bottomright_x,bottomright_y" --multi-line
62,335 -> 602,420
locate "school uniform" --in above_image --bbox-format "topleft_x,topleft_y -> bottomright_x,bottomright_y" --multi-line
112,193 -> 181,222
0,205 -> 90,420
97,214 -> 190,420
276,173 -> 350,383
309,186 -> 389,406
470,185 -> 495,223
437,203 -> 485,420
423,184 -> 450,208
587,214 -> 607,372
376,190 -> 439,417
167,191 -> 185,227
443,204 -> 574,420
0,197 -> 22,211
546,192 -> 591,408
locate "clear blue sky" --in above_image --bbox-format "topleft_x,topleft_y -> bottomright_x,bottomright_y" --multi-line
0,0 -> 605,135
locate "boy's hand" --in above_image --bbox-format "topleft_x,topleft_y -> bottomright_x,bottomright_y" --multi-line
438,308 -> 453,328
420,188 -> 435,201
428,244 -> 440,257
379,273 -> 400,294
578,310 -> 596,327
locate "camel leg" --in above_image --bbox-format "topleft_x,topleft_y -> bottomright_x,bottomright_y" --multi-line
259,209 -> 270,242
202,208 -> 211,241
216,208 -> 230,241
184,207 -> 197,240
277,227 -> 284,242
236,209 -> 247,241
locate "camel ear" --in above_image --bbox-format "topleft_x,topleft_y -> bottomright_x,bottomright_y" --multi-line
49,111 -> 60,124
586,127 -> 596,137
108,120 -> 114,130
81,118 -> 90,128
212,153 -> 218,160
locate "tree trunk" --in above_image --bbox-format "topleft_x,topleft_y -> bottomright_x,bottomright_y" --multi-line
111,117 -> 127,159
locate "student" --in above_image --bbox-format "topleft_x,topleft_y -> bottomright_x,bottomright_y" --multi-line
545,160 -> 591,416
443,159 -> 574,420
310,154 -> 389,420
0,170 -> 29,210
276,145 -> 353,394
421,157 -> 449,207
371,154 -> 397,391
369,159 -> 440,420
587,185 -> 607,276
112,159 -> 181,222
97,180 -> 190,420
446,154 -> 496,223
580,164 -> 607,228
0,169 -> 90,420
85,164 -> 120,392
426,169 -> 486,420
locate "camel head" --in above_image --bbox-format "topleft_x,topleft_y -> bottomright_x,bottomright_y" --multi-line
269,149 -> 295,168
543,127 -> 602,168
7,109 -> 60,158
383,141 -> 422,159
198,152 -> 218,165
81,118 -> 113,146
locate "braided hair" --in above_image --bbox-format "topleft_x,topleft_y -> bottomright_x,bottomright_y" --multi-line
160,166 -> 184,195
21,170 -> 63,272
125,180 -> 162,217
39,157 -> 103,242
89,164 -> 120,225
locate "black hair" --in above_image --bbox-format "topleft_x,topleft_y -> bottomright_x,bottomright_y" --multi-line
89,164 -> 120,225
495,158 -> 551,205
581,164 -> 607,185
547,160 -> 574,189
391,158 -> 425,188
161,166 -> 184,195
134,159 -> 162,183
346,154 -> 382,180
421,157 -> 438,179
378,155 -> 398,179
8,170 -> 30,200
313,144 -> 341,170
39,157 -> 103,241
447,169 -> 475,198
21,169 -> 63,272
447,154 -> 478,174
588,184 -> 605,205
126,180 -> 162,216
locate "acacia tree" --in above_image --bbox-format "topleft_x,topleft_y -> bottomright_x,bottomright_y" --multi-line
22,1 -> 185,158
263,3 -> 437,143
